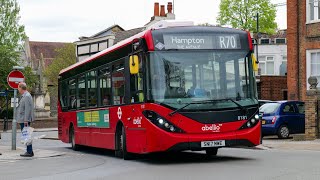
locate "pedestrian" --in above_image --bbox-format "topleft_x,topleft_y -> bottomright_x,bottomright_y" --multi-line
16,82 -> 34,157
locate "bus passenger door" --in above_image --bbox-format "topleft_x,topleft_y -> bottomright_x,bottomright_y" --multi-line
125,54 -> 147,153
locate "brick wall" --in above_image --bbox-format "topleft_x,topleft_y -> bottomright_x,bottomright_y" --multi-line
305,90 -> 319,140
0,118 -> 57,131
287,0 -> 320,101
258,76 -> 287,100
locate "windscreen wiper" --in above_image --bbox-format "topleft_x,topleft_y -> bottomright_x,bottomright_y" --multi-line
168,98 -> 248,116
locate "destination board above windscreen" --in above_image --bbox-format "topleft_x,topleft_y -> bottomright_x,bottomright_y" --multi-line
160,34 -> 241,50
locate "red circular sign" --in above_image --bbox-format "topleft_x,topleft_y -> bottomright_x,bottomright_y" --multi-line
7,70 -> 25,89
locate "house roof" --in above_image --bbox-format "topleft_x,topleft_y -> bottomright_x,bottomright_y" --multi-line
259,29 -> 287,39
29,41 -> 70,69
90,24 -> 124,38
114,27 -> 144,44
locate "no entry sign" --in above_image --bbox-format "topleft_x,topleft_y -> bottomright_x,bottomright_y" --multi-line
7,70 -> 25,89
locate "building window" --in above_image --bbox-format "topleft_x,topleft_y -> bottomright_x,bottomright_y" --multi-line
78,45 -> 90,55
259,56 -> 275,75
99,41 -> 108,51
90,44 -> 98,53
275,38 -> 286,44
310,52 -> 320,77
307,0 -> 320,22
307,50 -> 320,89
260,39 -> 270,45
279,56 -> 287,76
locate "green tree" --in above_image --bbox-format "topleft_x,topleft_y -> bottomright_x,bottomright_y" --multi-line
217,0 -> 277,34
0,0 -> 31,90
44,43 -> 76,97
44,43 -> 76,105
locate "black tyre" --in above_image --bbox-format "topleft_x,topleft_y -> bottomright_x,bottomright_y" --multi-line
70,126 -> 80,151
115,125 -> 123,158
115,125 -> 134,160
277,125 -> 290,139
205,148 -> 218,156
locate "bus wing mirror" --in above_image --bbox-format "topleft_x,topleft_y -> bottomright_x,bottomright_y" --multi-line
251,54 -> 258,72
129,55 -> 139,74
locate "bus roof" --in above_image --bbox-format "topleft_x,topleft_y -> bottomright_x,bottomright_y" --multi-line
59,29 -> 151,75
60,26 -> 251,76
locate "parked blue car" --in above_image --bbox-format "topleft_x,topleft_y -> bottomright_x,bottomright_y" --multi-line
259,101 -> 305,139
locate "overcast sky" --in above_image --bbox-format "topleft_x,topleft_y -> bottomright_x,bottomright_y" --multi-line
17,0 -> 287,42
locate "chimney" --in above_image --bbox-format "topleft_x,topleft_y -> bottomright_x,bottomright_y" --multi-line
154,2 -> 159,16
160,5 -> 165,17
167,2 -> 173,13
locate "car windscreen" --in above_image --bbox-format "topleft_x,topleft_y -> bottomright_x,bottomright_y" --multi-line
259,103 -> 280,114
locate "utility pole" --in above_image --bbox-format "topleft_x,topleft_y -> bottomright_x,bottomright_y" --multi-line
256,12 -> 260,64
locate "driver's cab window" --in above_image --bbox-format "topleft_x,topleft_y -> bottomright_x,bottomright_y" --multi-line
130,54 -> 144,103
164,60 -> 186,98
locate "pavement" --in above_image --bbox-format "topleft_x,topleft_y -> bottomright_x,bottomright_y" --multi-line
0,127 -> 63,161
262,137 -> 320,151
0,146 -> 65,161
2,127 -> 320,161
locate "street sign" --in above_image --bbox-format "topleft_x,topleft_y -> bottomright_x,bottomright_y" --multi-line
11,98 -> 18,108
0,91 -> 7,96
7,70 -> 25,89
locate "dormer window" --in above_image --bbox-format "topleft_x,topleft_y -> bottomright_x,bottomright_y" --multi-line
275,38 -> 286,44
260,39 -> 271,45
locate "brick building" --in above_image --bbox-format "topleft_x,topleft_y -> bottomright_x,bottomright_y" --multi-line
287,0 -> 320,101
75,2 -> 175,62
255,30 -> 288,101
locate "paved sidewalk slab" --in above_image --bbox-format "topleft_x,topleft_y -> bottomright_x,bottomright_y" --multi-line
0,146 -> 65,161
262,139 -> 320,151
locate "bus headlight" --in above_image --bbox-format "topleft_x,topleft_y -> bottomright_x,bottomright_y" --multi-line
143,110 -> 184,133
247,121 -> 251,127
158,118 -> 164,125
240,114 -> 259,130
251,118 -> 256,124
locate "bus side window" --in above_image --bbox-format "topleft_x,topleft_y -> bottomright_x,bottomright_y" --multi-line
78,75 -> 86,108
68,78 -> 77,110
112,60 -> 125,105
60,80 -> 68,109
87,70 -> 97,107
98,66 -> 111,106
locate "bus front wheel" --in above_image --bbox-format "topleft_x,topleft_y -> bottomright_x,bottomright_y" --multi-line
70,126 -> 79,151
115,125 -> 134,160
205,148 -> 218,156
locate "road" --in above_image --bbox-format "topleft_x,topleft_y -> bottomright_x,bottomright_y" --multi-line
0,131 -> 319,180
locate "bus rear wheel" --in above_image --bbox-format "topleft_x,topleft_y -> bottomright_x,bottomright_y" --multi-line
205,148 -> 218,156
70,126 -> 79,151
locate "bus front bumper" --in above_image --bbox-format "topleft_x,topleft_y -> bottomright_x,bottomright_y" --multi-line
145,121 -> 261,153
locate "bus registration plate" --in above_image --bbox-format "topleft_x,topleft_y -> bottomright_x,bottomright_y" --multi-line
201,140 -> 225,147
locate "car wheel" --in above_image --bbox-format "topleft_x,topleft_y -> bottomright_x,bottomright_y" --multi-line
277,125 -> 290,139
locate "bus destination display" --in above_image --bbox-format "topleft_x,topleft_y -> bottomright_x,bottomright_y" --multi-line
162,34 -> 241,50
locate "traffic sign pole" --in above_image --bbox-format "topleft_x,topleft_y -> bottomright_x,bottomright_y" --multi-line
12,89 -> 17,150
7,68 -> 25,150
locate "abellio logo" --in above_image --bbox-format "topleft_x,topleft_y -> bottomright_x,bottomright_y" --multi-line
202,124 -> 223,132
